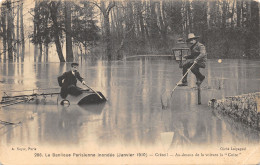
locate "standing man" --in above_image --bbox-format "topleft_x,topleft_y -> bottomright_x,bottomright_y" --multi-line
178,33 -> 207,86
58,63 -> 86,98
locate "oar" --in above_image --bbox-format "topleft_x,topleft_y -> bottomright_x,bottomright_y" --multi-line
83,84 -> 103,100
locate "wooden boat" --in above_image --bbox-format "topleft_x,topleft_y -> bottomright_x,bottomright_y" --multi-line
0,89 -> 107,107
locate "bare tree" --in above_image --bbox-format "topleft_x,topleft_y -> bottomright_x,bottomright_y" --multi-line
91,1 -> 115,60
157,1 -> 169,46
135,1 -> 145,43
20,0 -> 25,61
16,1 -> 19,62
236,0 -> 242,27
7,0 -> 13,61
33,0 -> 38,62
1,5 -> 7,60
49,1 -> 65,62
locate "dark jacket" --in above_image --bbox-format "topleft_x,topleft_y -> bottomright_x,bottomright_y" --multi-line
58,71 -> 84,88
185,41 -> 207,68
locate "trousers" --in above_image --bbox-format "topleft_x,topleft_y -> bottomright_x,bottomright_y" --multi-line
60,85 -> 83,99
182,61 -> 205,83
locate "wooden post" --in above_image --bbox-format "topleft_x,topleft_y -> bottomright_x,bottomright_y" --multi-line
180,49 -> 183,68
197,83 -> 201,104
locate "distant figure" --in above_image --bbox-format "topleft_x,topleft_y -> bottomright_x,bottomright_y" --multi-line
58,63 -> 86,98
178,33 -> 207,86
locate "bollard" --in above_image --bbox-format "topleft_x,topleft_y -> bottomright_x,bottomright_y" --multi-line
197,83 -> 201,105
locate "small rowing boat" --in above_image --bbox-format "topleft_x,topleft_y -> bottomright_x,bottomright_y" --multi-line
58,90 -> 106,105
0,88 -> 106,107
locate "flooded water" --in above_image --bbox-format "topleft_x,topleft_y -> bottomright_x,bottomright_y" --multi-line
0,59 -> 260,164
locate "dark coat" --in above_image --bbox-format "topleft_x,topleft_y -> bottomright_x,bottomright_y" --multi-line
58,71 -> 84,88
184,41 -> 207,68
58,71 -> 84,98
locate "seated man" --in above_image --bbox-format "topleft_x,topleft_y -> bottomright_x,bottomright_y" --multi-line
178,33 -> 207,86
58,63 -> 86,98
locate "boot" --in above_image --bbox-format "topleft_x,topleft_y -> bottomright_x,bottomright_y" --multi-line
177,81 -> 188,86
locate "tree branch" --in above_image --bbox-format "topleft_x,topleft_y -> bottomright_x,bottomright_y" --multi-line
106,1 -> 115,15
88,1 -> 103,12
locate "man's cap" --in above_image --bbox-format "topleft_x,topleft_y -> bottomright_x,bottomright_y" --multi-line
71,62 -> 79,67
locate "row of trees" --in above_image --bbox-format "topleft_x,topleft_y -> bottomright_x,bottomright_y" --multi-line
30,1 -> 100,62
0,0 -> 259,62
0,0 -> 25,62
106,0 -> 260,59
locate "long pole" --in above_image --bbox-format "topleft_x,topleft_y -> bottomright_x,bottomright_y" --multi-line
83,84 -> 103,100
171,62 -> 196,96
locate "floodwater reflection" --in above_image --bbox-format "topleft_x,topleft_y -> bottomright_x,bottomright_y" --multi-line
0,59 -> 260,149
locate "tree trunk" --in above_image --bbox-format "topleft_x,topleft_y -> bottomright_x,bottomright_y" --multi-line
149,1 -> 159,47
127,2 -> 135,40
12,1 -> 15,62
202,1 -> 208,42
242,1 -> 245,27
222,0 -> 227,29
184,0 -> 189,35
116,26 -> 134,59
136,1 -> 145,43
134,2 -> 140,37
259,1 -> 260,54
45,44 -> 48,62
236,0 -> 241,27
1,6 -> 7,61
116,3 -> 123,40
110,7 -> 116,37
206,1 -> 210,28
187,1 -> 192,32
38,43 -> 42,62
113,5 -> 118,39
34,0 -> 38,62
20,0 -> 25,62
16,2 -> 19,62
100,2 -> 105,39
244,1 -> 252,58
34,45 -> 38,62
230,0 -> 235,28
157,2 -> 168,47
100,1 -> 115,60
246,1 -> 251,28
49,1 -> 65,62
184,1 -> 188,35
209,1 -> 217,28
250,0 -> 259,57
104,14 -> 112,60
64,1 -> 73,62
7,0 -> 13,61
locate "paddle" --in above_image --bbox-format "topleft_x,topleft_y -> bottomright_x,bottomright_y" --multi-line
83,84 -> 104,100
